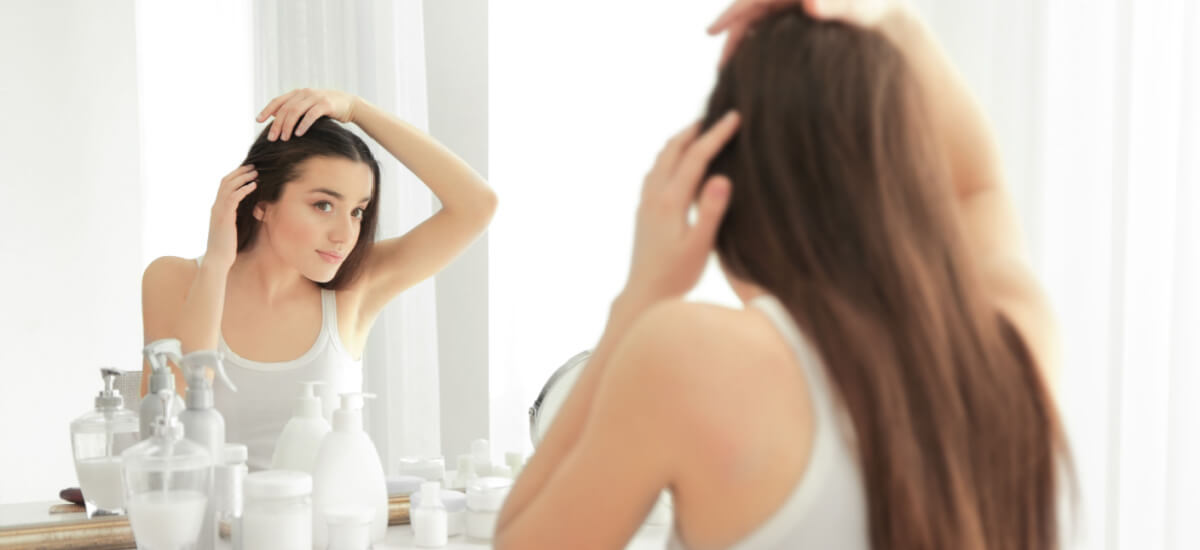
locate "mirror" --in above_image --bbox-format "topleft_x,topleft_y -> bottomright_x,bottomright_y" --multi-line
0,2 -> 488,543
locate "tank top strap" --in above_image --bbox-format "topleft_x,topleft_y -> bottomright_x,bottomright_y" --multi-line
321,288 -> 360,362
748,294 -> 838,421
320,288 -> 337,334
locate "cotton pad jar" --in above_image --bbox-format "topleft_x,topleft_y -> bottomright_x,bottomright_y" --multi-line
241,470 -> 312,550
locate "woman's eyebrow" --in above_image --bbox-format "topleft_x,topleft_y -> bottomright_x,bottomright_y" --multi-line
310,188 -> 372,203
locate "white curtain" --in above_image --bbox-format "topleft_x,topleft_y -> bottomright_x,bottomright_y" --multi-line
253,0 -> 441,469
913,1 -> 1200,548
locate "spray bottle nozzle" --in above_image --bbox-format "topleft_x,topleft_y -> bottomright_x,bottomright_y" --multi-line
179,350 -> 238,393
142,339 -> 183,373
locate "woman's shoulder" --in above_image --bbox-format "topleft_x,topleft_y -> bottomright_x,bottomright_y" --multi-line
618,299 -> 799,400
630,299 -> 786,354
610,299 -> 814,467
141,256 -> 201,295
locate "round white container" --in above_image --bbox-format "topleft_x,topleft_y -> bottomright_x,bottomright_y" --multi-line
241,471 -> 312,550
410,488 -> 467,536
465,477 -> 512,512
466,509 -> 499,541
325,507 -> 374,550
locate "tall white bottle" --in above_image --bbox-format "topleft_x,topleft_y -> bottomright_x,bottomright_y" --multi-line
178,350 -> 237,550
311,393 -> 387,548
270,381 -> 332,474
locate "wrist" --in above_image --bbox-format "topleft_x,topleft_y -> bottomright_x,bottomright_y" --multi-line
348,96 -> 371,124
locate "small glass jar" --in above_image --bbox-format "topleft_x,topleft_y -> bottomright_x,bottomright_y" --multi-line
242,471 -> 312,550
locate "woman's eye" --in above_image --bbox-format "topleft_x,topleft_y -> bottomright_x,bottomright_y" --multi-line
314,202 -> 333,213
352,207 -> 365,219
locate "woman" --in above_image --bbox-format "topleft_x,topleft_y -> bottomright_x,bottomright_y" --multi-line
140,88 -> 496,469
495,1 -> 1070,549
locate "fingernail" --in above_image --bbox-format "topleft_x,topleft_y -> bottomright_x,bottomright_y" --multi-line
725,111 -> 739,122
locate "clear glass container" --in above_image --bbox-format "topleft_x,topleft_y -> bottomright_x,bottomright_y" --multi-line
70,368 -> 140,517
121,391 -> 213,550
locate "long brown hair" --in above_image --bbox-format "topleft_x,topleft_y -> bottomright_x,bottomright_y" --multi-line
701,8 -> 1071,549
237,116 -> 381,290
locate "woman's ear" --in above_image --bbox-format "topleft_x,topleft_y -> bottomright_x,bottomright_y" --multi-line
253,202 -> 265,221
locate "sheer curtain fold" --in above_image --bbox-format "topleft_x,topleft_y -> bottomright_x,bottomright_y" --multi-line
253,0 -> 441,470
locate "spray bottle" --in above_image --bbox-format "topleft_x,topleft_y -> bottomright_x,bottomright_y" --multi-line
140,339 -> 186,439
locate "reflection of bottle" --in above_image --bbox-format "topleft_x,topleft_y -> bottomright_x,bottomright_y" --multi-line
70,368 -> 140,517
311,393 -> 388,547
214,444 -> 248,548
270,381 -> 332,474
470,438 -> 493,476
178,350 -> 237,550
412,481 -> 448,548
140,339 -> 186,439
121,390 -> 212,550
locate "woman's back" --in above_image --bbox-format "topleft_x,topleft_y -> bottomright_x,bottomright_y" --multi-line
663,294 -> 869,550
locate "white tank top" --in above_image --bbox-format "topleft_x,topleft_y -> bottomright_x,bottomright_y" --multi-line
195,256 -> 364,470
668,293 -> 870,550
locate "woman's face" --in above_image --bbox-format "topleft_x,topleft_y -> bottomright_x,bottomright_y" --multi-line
254,156 -> 374,282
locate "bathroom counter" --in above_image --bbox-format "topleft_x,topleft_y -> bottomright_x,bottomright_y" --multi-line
0,500 -> 672,549
364,523 -> 673,549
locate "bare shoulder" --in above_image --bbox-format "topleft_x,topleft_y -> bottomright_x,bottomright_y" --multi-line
611,300 -> 802,433
142,256 -> 200,294
141,256 -> 201,334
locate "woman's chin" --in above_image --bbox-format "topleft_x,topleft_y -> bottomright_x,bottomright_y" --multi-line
303,265 -> 339,284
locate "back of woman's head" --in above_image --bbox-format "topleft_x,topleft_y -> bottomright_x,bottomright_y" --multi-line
701,8 -> 1069,550
236,116 -> 381,289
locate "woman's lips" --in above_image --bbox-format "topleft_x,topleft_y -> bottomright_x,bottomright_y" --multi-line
317,250 -> 344,264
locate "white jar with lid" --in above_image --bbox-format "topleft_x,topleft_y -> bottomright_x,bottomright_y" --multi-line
465,476 -> 512,541
242,470 -> 312,550
324,507 -> 374,550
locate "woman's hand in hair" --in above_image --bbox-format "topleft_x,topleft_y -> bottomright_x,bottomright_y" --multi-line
622,112 -> 740,307
709,0 -> 908,65
205,164 -> 259,271
255,88 -> 358,142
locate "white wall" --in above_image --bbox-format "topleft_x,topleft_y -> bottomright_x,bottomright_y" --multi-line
488,0 -> 740,457
0,0 -> 143,504
423,0 -> 492,464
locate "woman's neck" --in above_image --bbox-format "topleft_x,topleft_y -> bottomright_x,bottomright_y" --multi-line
227,243 -> 314,307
